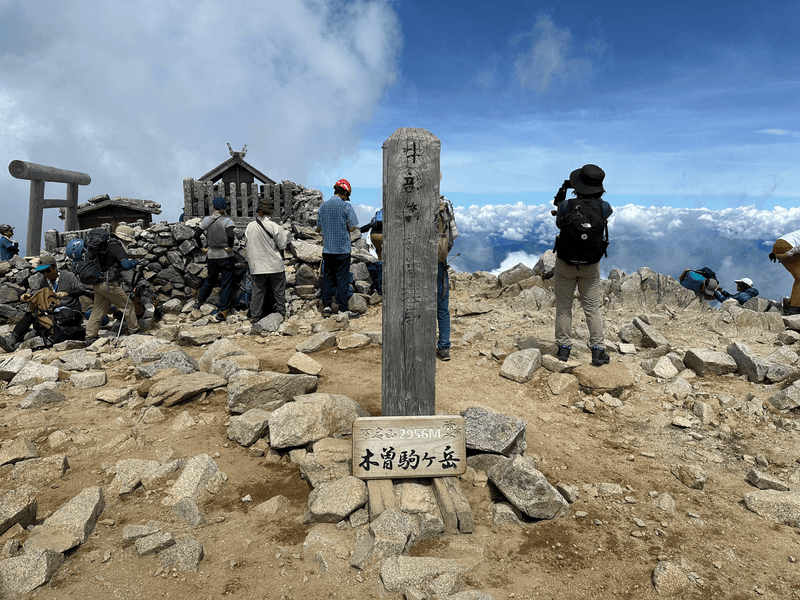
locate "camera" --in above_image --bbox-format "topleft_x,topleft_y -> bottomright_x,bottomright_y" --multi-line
551,179 -> 572,216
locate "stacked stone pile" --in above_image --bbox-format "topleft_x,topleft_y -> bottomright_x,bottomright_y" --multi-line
0,187 -> 380,330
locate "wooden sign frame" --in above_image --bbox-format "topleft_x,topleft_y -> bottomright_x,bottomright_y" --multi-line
352,415 -> 466,480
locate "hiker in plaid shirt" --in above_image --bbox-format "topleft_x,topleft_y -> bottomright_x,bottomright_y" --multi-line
316,178 -> 360,319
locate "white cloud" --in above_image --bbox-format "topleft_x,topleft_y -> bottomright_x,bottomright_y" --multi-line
0,0 -> 401,252
513,15 -> 595,93
490,251 -> 541,276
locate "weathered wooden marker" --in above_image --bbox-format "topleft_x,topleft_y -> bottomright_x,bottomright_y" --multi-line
381,127 -> 440,416
8,160 -> 91,255
352,128 -> 472,533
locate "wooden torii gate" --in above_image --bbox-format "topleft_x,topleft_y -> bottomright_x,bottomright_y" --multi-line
8,160 -> 91,255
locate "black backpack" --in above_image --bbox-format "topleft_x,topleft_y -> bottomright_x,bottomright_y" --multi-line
555,197 -> 609,266
72,229 -> 110,285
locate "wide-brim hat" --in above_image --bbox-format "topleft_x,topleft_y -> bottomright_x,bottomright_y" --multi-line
734,277 -> 754,287
569,164 -> 606,195
35,255 -> 56,271
115,225 -> 135,242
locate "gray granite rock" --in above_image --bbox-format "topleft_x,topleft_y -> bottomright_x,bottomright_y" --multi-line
769,381 -> 800,410
177,326 -> 225,346
682,348 -> 738,376
136,531 -> 175,556
227,409 -> 270,447
269,393 -> 369,448
573,362 -> 635,395
380,556 -> 468,594
0,438 -> 38,467
226,370 -> 318,414
11,456 -> 68,484
146,372 -> 225,406
498,263 -> 535,287
24,486 -> 104,554
295,332 -> 337,353
492,502 -> 524,526
746,469 -> 790,492
253,312 -> 285,334
633,317 -> 670,348
70,370 -> 107,389
287,352 -> 323,376
122,336 -> 173,364
197,338 -> 248,371
488,455 -> 567,519
0,548 -> 64,595
744,490 -> 800,526
171,498 -> 207,527
499,348 -> 542,383
369,507 -> 416,560
136,348 -> 201,378
647,356 -> 678,379
158,537 -> 204,572
665,376 -> 693,400
651,561 -> 690,596
726,342 -> 769,382
59,350 -> 102,372
303,476 -> 368,524
0,354 -> 33,381
652,492 -> 675,513
462,406 -> 526,456
299,437 -> 353,489
337,333 -> 370,350
121,523 -> 161,545
18,387 -> 66,409
0,485 -> 37,535
166,454 -> 227,505
671,464 -> 706,490
96,386 -> 138,405
533,250 -> 556,279
9,361 -> 59,387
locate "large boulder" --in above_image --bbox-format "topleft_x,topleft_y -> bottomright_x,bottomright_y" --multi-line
268,393 -> 370,449
462,407 -> 526,456
24,486 -> 105,554
500,349 -> 542,383
682,349 -> 738,377
488,454 -> 568,519
146,372 -> 226,406
303,476 -> 368,524
226,371 -> 318,414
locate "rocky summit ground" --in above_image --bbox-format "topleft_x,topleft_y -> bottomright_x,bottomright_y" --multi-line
1,264 -> 800,599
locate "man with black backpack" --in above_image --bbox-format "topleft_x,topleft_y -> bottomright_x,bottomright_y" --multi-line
552,164 -> 612,366
194,196 -> 236,322
436,195 -> 458,361
84,226 -> 141,344
244,201 -> 288,321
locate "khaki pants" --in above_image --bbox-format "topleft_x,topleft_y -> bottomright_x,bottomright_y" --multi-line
371,233 -> 383,261
554,258 -> 605,348
86,282 -> 139,338
774,239 -> 800,307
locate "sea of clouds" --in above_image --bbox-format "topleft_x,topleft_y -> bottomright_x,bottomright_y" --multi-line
441,202 -> 800,305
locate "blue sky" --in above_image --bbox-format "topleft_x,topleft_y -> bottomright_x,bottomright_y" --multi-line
2,0 -> 800,301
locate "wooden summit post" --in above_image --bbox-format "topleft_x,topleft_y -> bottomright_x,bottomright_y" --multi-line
381,128 -> 440,416
8,160 -> 91,255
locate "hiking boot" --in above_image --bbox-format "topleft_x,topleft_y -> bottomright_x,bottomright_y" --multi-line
556,345 -> 571,362
322,307 -> 332,317
345,310 -> 361,319
211,310 -> 228,323
437,347 -> 451,361
0,334 -> 18,353
591,346 -> 610,366
786,306 -> 800,316
84,337 -> 99,346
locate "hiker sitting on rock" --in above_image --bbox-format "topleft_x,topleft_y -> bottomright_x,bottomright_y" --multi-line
770,229 -> 800,315
714,277 -> 759,305
0,224 -> 19,262
0,255 -> 87,352
679,268 -> 719,300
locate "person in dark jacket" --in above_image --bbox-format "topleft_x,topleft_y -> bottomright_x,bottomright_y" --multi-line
0,255 -> 88,352
0,224 -> 20,261
194,196 -> 236,321
714,277 -> 759,305
84,226 -> 140,343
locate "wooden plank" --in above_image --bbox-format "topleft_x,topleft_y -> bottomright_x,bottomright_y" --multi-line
366,479 -> 396,522
381,128 -> 440,417
352,415 -> 466,479
8,160 -> 91,185
431,478 -> 459,534
442,476 -> 474,533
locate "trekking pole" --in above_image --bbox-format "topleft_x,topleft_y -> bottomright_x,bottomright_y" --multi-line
116,291 -> 131,341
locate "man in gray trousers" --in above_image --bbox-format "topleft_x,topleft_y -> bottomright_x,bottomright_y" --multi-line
244,201 -> 288,321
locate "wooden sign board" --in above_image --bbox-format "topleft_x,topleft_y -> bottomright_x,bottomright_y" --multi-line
352,415 -> 466,480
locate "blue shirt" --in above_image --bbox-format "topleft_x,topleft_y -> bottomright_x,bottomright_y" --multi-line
680,271 -> 706,293
317,196 -> 358,254
0,237 -> 19,261
714,287 -> 759,305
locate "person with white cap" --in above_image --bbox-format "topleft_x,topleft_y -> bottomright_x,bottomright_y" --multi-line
713,277 -> 759,305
